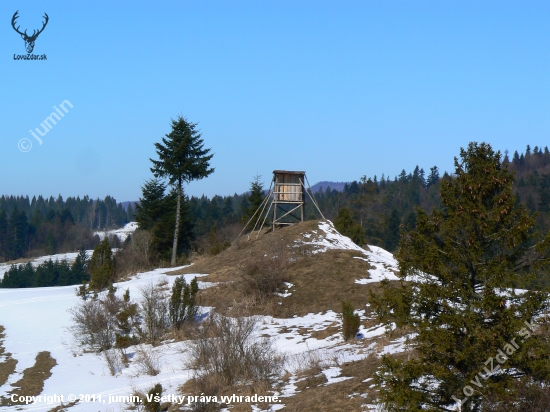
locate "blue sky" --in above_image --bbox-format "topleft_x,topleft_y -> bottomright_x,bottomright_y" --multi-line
1,1 -> 550,201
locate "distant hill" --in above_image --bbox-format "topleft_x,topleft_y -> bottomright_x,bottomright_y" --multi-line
309,181 -> 348,193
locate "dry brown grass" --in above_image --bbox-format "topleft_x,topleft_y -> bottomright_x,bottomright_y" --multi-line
172,220 -> 385,318
166,220 -> 413,410
310,324 -> 340,340
0,325 -> 17,388
1,351 -> 57,406
278,351 -> 412,412
172,220 -> 321,283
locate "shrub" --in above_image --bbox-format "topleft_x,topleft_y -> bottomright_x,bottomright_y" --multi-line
138,281 -> 169,344
342,301 -> 360,341
134,344 -> 161,376
169,276 -> 199,329
132,383 -> 163,412
103,348 -> 122,376
239,251 -> 290,300
188,310 -> 284,397
68,298 -> 117,352
68,289 -> 141,353
114,333 -> 139,350
144,383 -> 163,412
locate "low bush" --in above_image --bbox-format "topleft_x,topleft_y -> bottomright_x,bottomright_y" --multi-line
103,348 -> 123,376
239,250 -> 290,300
134,344 -> 162,376
169,275 -> 199,329
342,301 -> 360,341
187,309 -> 284,399
138,281 -> 170,344
131,383 -> 163,412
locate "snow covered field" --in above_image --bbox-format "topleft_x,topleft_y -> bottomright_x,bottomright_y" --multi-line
0,267 -> 196,411
94,221 -> 139,242
0,221 -> 139,280
0,221 -> 405,411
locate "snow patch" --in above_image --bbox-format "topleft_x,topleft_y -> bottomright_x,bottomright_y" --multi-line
94,221 -> 139,242
322,366 -> 352,385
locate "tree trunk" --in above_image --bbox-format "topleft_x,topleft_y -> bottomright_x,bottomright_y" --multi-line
171,181 -> 182,266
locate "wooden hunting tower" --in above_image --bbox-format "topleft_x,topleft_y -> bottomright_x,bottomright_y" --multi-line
237,169 -> 325,239
272,170 -> 306,230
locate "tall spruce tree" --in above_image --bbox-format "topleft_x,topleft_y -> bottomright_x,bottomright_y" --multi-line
135,178 -> 193,261
371,142 -> 550,411
150,117 -> 214,266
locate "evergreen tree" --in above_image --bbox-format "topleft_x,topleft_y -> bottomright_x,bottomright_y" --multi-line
222,196 -> 236,224
240,174 -> 265,229
71,248 -> 90,284
45,231 -> 56,255
0,255 -> 90,289
89,238 -> 114,290
426,166 -> 440,187
0,262 -> 33,288
135,178 -> 194,261
538,174 -> 550,213
150,116 -> 214,266
126,202 -> 135,220
169,275 -> 198,329
334,207 -> 364,245
143,383 -> 163,412
6,208 -> 28,260
134,179 -> 167,230
371,142 -> 550,411
0,210 -> 7,260
157,188 -> 194,261
384,209 -> 401,251
419,168 -> 426,187
342,301 -> 360,341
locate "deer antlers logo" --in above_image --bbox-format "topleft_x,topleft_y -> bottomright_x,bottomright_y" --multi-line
11,11 -> 49,53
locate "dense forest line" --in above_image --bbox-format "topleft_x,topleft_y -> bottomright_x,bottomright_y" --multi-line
0,249 -> 89,288
0,195 -> 133,261
182,145 -> 550,255
2,144 -> 549,266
